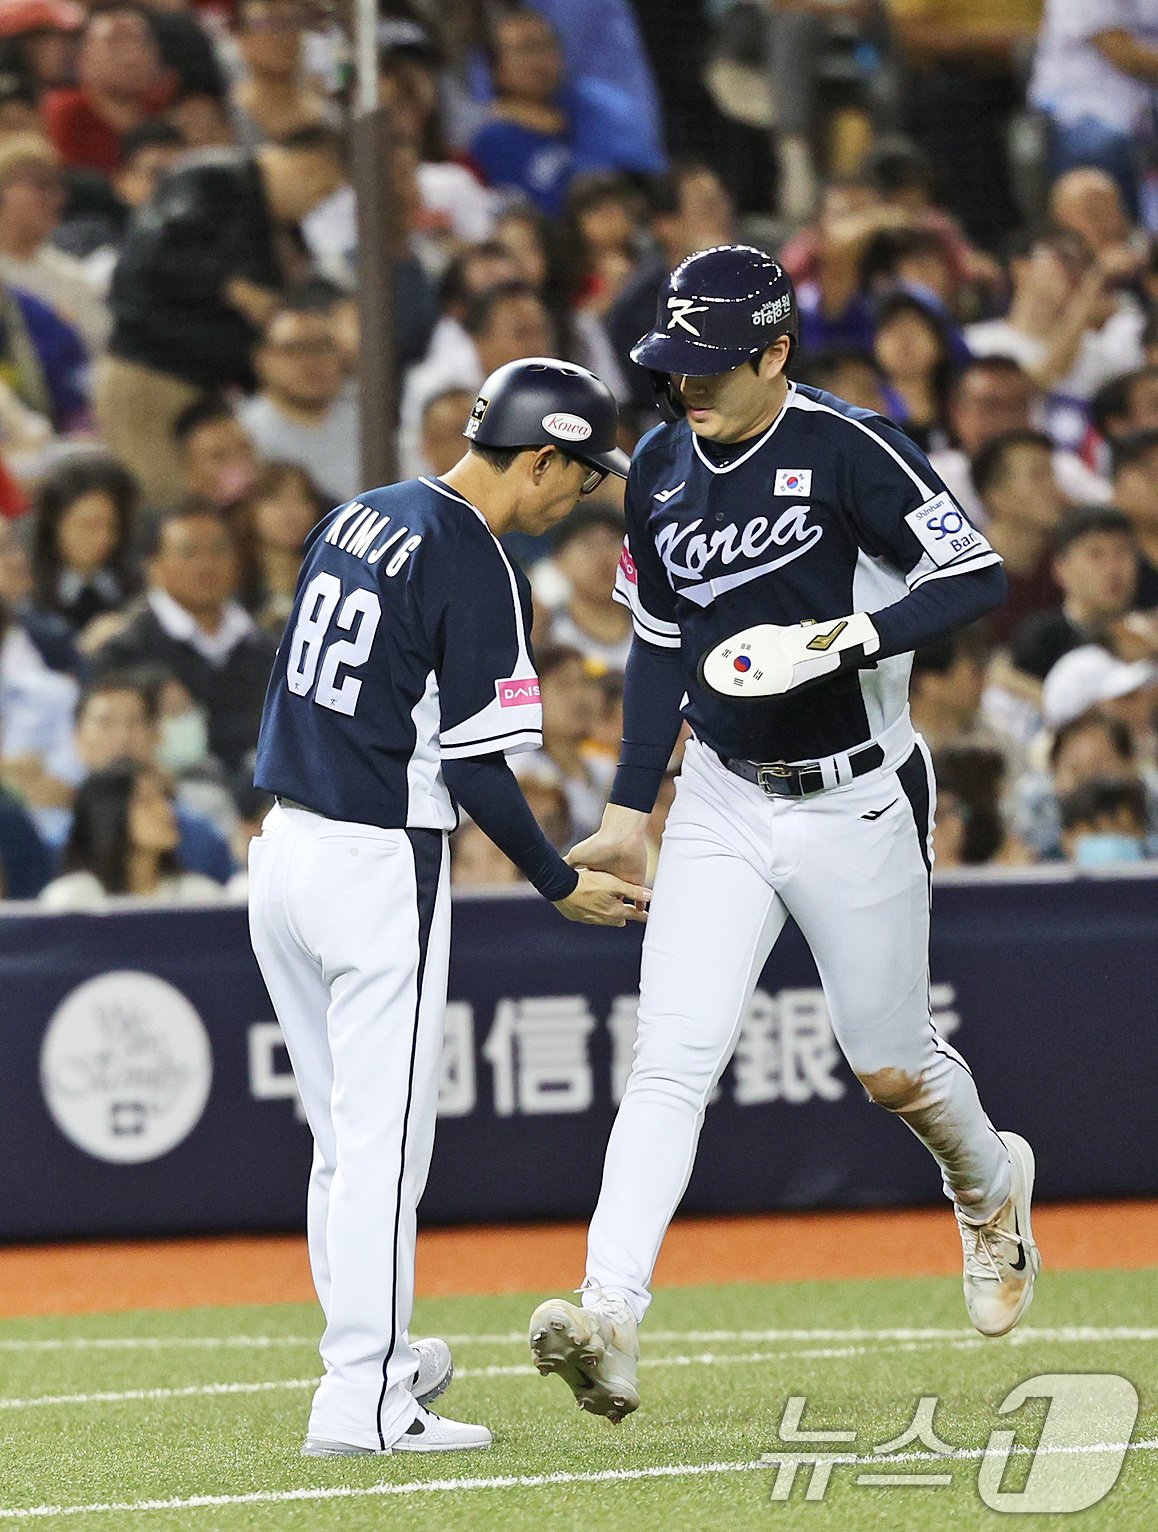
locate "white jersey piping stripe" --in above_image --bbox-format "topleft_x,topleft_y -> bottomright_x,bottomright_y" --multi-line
909,552 -> 1003,591
419,477 -> 532,670
440,729 -> 542,760
785,392 -> 933,499
629,618 -> 681,649
690,383 -> 796,475
612,589 -> 681,647
612,581 -> 680,638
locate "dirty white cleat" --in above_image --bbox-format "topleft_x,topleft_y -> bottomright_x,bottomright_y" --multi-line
301,1437 -> 375,1457
413,1336 -> 454,1408
528,1291 -> 640,1424
958,1131 -> 1042,1337
390,1405 -> 492,1453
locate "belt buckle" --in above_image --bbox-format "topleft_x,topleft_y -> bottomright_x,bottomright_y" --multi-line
756,762 -> 795,795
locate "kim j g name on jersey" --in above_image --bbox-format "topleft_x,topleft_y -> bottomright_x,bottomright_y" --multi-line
323,500 -> 424,572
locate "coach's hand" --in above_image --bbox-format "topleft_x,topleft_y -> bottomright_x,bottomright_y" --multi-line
554,868 -> 650,926
566,805 -> 650,886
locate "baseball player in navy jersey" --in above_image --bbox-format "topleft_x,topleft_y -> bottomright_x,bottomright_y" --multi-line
249,357 -> 650,1457
529,247 -> 1041,1425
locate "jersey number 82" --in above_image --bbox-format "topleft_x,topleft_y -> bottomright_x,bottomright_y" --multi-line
285,571 -> 382,718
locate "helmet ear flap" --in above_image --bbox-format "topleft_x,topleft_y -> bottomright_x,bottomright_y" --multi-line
648,369 -> 685,422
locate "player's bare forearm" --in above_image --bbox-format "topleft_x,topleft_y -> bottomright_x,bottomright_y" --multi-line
567,805 -> 650,886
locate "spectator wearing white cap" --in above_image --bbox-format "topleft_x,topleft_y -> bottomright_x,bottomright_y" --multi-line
1042,644 -> 1158,762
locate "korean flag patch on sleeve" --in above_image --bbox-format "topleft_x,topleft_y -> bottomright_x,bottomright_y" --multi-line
904,492 -> 990,568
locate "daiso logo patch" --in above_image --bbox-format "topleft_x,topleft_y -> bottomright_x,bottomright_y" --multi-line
497,677 -> 541,708
618,545 -> 638,584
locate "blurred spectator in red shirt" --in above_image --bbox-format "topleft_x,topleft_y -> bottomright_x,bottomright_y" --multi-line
0,0 -> 80,102
42,4 -> 173,174
562,171 -> 639,318
971,432 -> 1066,643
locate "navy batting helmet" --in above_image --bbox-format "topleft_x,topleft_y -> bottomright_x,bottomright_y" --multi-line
630,245 -> 798,381
463,357 -> 630,479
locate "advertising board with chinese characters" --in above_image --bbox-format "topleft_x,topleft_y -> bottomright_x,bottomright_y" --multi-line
0,871 -> 1155,1239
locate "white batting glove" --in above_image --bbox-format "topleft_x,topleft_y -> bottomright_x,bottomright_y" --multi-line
699,614 -> 881,699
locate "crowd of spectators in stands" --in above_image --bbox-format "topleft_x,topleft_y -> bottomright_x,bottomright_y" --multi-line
0,0 -> 1156,906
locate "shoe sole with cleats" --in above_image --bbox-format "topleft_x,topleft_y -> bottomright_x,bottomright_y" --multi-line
528,1298 -> 639,1424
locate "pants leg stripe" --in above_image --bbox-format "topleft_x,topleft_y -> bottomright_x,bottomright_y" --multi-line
896,743 -> 933,884
895,742 -> 976,1082
375,828 -> 443,1449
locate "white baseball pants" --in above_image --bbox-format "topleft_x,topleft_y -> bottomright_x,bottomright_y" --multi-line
584,734 -> 1012,1323
248,803 -> 450,1449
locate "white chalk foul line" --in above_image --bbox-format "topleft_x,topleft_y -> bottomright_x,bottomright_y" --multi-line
3,1329 -> 1155,1412
1,1325 -> 1156,1353
2,1440 -> 1157,1521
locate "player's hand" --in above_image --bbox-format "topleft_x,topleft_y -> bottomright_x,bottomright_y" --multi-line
553,868 -> 650,926
565,805 -> 649,885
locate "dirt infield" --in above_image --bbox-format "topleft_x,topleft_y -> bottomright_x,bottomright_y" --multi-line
1,1200 -> 1155,1318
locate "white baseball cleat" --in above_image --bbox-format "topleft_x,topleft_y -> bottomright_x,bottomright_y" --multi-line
302,1406 -> 491,1457
301,1436 -> 374,1457
390,1406 -> 492,1453
529,1291 -> 640,1424
957,1131 -> 1041,1337
413,1336 -> 454,1408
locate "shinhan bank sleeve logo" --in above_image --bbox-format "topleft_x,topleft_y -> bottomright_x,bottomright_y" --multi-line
497,677 -> 542,708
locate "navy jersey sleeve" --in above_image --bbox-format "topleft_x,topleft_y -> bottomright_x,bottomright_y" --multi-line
612,469 -> 681,649
840,415 -> 1002,591
435,528 -> 543,760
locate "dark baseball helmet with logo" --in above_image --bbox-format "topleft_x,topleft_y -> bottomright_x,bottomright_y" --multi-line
631,245 -> 798,383
463,356 -> 630,479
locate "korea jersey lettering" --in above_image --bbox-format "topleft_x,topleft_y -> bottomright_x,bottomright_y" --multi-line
614,381 -> 1000,761
254,477 -> 541,829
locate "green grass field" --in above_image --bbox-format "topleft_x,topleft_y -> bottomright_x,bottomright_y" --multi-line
1,1268 -> 1155,1530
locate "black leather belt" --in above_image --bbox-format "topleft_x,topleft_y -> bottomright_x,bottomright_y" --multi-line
277,795 -> 322,815
719,742 -> 885,798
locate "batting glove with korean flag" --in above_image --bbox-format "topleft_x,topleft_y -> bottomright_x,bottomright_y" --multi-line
699,614 -> 881,698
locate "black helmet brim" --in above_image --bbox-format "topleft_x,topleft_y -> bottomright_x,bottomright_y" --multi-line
574,443 -> 631,479
630,327 -> 761,378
